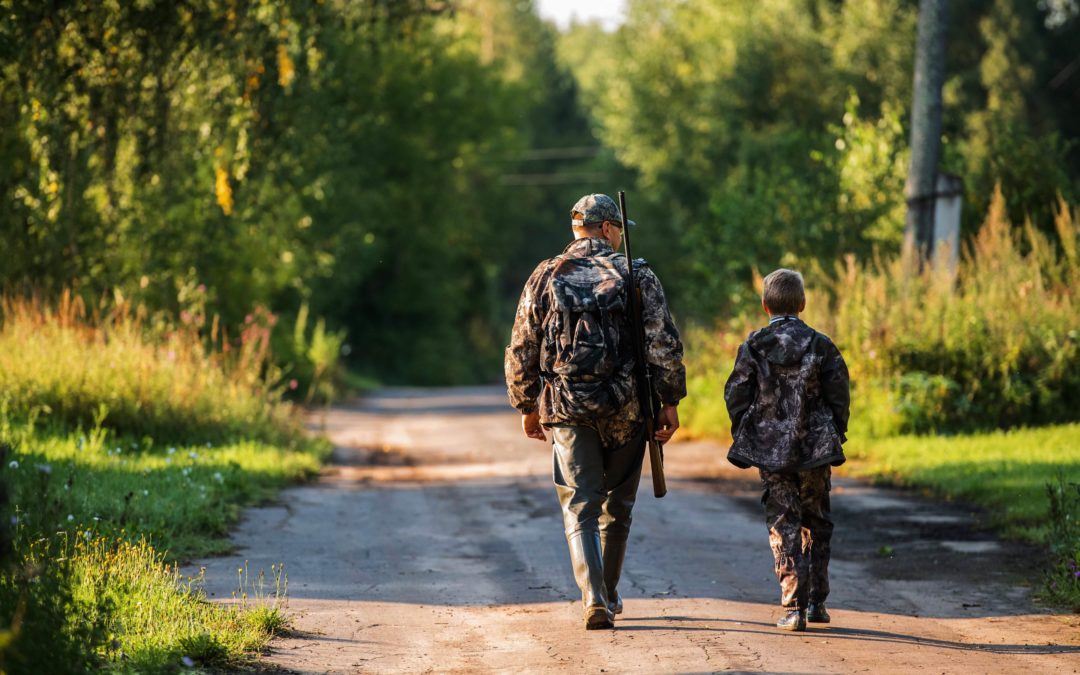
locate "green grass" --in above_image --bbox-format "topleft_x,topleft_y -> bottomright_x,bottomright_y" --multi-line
0,295 -> 332,673
678,327 -> 738,440
5,421 -> 329,559
845,423 -> 1080,536
0,419 -> 329,673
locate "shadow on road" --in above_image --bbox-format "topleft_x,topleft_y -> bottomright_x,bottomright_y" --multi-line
620,617 -> 1079,655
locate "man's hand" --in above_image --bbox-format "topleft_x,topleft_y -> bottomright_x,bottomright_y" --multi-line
654,404 -> 680,443
522,411 -> 547,442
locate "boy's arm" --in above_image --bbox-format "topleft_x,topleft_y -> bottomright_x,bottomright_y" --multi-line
724,342 -> 756,433
821,340 -> 851,441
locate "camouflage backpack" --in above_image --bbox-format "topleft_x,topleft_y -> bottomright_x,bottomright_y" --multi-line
545,251 -> 635,418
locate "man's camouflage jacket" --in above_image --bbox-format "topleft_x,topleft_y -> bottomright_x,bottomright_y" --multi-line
504,237 -> 686,441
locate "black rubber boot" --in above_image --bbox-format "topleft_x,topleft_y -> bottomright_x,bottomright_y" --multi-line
601,536 -> 627,615
568,531 -> 613,629
776,609 -> 806,631
806,602 -> 831,623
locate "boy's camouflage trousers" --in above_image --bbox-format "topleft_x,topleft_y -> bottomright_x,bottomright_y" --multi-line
759,466 -> 833,610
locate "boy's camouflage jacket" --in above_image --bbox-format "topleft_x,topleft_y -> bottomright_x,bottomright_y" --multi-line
724,318 -> 850,472
504,237 -> 686,442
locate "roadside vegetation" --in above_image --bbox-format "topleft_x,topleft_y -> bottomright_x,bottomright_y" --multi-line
0,296 -> 330,673
681,191 -> 1080,611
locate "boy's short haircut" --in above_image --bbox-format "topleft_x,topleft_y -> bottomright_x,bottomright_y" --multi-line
762,269 -> 805,315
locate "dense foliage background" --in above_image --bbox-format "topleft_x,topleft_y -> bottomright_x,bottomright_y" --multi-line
2,0 -> 1078,385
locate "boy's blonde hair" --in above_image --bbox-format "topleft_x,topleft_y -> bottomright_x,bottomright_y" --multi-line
762,269 -> 805,315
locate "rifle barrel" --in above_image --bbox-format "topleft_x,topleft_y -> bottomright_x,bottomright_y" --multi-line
617,191 -> 667,498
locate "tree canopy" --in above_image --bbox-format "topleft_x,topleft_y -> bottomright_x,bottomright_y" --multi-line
2,0 -> 1078,383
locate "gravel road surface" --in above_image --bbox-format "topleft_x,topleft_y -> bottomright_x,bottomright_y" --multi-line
192,387 -> 1079,673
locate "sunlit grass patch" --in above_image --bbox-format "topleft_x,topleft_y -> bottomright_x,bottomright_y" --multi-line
0,294 -> 331,672
5,422 -> 329,559
0,420 -> 326,672
844,423 -> 1080,534
0,530 -> 290,673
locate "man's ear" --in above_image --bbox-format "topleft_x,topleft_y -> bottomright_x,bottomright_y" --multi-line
761,297 -> 769,315
799,299 -> 806,313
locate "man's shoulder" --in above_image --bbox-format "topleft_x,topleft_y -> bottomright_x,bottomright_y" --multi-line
525,256 -> 561,282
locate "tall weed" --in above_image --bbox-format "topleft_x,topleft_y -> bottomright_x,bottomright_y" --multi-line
805,188 -> 1080,434
0,293 -> 300,444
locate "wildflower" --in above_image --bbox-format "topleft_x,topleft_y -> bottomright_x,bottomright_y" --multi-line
36,463 -> 51,474
67,514 -> 74,522
213,472 -> 224,483
8,460 -> 17,469
168,447 -> 177,455
165,457 -> 173,465
289,378 -> 299,390
205,442 -> 212,448
143,490 -> 149,496
1074,571 -> 1080,579
10,516 -> 17,525
84,530 -> 92,540
180,655 -> 195,668
188,451 -> 199,460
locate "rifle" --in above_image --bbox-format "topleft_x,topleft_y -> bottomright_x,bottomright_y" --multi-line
617,191 -> 667,498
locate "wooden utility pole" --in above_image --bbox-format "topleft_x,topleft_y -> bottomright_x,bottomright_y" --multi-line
904,0 -> 950,264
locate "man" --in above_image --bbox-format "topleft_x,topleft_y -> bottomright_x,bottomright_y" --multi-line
505,193 -> 686,630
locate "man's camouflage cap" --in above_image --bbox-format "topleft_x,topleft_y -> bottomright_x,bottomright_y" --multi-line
570,193 -> 636,228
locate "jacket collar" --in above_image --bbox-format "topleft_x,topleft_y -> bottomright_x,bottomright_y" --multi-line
563,237 -> 615,258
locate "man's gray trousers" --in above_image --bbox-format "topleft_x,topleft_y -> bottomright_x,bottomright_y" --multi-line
551,423 -> 646,615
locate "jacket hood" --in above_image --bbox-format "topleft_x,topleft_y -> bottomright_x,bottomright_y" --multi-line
748,319 -> 816,367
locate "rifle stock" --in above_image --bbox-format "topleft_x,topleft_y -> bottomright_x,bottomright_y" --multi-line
618,191 -> 667,498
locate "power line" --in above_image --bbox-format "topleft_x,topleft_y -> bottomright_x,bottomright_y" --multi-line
517,146 -> 602,161
496,172 -> 609,185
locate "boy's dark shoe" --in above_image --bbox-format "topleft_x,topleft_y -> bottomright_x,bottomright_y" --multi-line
806,602 -> 830,623
776,609 -> 806,631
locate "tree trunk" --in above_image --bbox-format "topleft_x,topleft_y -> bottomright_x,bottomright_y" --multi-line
904,0 -> 950,265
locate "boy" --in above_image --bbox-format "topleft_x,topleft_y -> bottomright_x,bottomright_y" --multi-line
724,269 -> 850,631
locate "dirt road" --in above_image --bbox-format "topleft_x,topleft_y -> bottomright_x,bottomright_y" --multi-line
193,387 -> 1079,673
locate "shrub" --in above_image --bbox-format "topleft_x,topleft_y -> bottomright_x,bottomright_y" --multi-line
1041,475 -> 1080,611
806,188 -> 1080,434
274,302 -> 347,404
